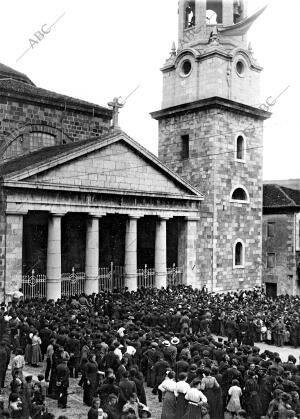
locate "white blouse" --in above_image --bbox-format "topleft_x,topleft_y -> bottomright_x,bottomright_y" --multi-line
185,388 -> 208,404
175,381 -> 190,397
158,378 -> 177,393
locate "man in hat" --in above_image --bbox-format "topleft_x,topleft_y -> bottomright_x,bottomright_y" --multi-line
282,355 -> 297,375
164,338 -> 177,368
266,388 -> 283,418
143,342 -> 160,388
104,393 -> 119,418
118,371 -> 137,410
56,357 -> 70,409
175,354 -> 189,381
152,354 -> 170,401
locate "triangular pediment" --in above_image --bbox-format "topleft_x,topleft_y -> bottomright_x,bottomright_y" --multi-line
1,132 -> 202,199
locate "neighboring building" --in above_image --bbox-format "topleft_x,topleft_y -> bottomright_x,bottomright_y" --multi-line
264,179 -> 300,190
262,184 -> 300,297
0,1 -> 271,301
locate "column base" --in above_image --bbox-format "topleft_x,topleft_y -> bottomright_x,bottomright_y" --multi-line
85,276 -> 99,295
124,273 -> 137,292
47,278 -> 61,301
155,273 -> 167,289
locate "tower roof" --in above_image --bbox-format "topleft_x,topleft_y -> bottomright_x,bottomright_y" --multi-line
0,63 -> 35,86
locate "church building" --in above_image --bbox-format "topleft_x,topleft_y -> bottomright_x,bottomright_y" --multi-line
0,0 -> 270,302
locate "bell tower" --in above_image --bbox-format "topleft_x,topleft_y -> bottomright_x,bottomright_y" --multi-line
151,0 -> 271,292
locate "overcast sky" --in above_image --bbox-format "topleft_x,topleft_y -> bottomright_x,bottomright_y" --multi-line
1,0 -> 299,181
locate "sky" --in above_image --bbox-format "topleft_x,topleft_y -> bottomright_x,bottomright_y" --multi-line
0,0 -> 299,181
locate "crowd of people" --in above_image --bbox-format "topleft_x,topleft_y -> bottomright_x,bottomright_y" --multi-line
0,285 -> 300,418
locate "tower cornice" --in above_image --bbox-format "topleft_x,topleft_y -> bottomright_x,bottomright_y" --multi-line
161,46 -> 262,73
151,96 -> 271,121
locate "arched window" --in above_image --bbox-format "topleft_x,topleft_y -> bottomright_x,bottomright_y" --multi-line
233,240 -> 245,268
206,0 -> 223,24
236,135 -> 245,160
1,125 -> 71,162
231,186 -> 249,202
3,132 -> 56,160
185,1 -> 195,28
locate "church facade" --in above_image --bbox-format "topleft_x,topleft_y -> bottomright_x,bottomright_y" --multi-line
0,0 -> 270,301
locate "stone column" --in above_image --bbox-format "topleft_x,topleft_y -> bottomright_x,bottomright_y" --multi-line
183,217 -> 200,288
124,216 -> 139,292
155,217 -> 168,289
85,215 -> 100,295
5,211 -> 26,300
47,213 -> 63,301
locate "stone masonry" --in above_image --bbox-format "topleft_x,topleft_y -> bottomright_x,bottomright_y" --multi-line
0,98 -> 111,161
263,213 -> 298,295
157,105 -> 264,291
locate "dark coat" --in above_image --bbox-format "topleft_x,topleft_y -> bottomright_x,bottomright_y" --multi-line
153,359 -> 170,386
118,378 -> 137,406
56,362 -> 70,388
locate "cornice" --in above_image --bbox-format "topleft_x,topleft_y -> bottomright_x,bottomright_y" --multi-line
151,96 -> 271,121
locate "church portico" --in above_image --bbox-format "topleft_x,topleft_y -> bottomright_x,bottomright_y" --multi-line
0,133 -> 202,302
9,208 -> 197,300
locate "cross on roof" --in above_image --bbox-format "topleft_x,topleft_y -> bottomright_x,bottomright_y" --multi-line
108,97 -> 124,130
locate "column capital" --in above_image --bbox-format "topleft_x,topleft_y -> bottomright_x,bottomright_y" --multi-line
88,213 -> 105,218
127,214 -> 142,220
185,216 -> 201,221
6,210 -> 28,216
157,215 -> 170,221
48,212 -> 65,217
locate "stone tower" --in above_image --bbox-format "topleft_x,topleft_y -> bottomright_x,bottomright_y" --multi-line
151,0 -> 271,291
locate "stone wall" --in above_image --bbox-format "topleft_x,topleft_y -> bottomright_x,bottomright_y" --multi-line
262,212 -> 299,295
27,141 -> 192,196
162,53 -> 260,109
0,97 -> 111,161
158,107 -> 263,291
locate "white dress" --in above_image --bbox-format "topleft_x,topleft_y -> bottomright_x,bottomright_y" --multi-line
227,385 -> 242,413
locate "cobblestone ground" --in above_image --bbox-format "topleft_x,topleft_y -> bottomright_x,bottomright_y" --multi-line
2,363 -> 162,419
2,341 -> 300,419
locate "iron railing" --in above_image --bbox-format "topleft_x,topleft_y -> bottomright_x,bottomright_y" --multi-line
22,263 -> 183,298
98,262 -> 125,291
22,269 -> 47,299
137,264 -> 156,288
61,267 -> 85,297
167,263 -> 183,286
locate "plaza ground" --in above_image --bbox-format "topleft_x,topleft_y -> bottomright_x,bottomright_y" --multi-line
3,341 -> 300,419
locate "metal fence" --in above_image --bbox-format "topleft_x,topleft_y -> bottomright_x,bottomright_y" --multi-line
22,270 -> 47,299
137,265 -> 156,288
167,263 -> 183,286
61,267 -> 85,297
98,262 -> 125,291
21,263 -> 183,299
